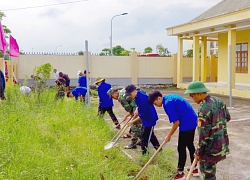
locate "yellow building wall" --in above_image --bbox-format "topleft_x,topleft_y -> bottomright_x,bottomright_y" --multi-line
137,57 -> 174,78
11,54 -> 217,85
218,33 -> 228,83
0,58 -> 4,73
182,57 -> 193,78
14,55 -> 180,81
218,29 -> 250,84
91,56 -> 131,78
11,55 -> 85,79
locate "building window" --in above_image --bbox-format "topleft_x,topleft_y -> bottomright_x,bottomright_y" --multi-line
210,50 -> 214,55
236,43 -> 248,73
210,42 -> 214,48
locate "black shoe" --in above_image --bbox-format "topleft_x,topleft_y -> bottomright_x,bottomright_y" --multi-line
115,125 -> 121,130
124,144 -> 137,149
142,151 -> 149,155
136,141 -> 142,146
154,146 -> 163,152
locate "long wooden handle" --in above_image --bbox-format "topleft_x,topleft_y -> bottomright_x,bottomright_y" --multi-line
133,142 -> 165,180
113,115 -> 130,130
111,124 -> 129,145
111,116 -> 133,141
186,159 -> 198,180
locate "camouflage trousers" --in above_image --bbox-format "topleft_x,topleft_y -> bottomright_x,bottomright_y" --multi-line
55,91 -> 65,99
200,160 -> 217,180
130,121 -> 142,145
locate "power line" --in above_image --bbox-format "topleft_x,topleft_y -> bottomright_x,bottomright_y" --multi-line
1,0 -> 88,12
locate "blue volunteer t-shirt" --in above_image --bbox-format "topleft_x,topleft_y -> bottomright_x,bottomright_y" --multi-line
98,82 -> 113,108
135,91 -> 158,127
78,76 -> 87,87
163,94 -> 197,131
72,87 -> 87,100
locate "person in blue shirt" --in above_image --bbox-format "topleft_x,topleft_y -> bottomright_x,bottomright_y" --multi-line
125,84 -> 160,155
148,91 -> 198,180
77,70 -> 87,87
67,86 -> 87,101
95,77 -> 120,129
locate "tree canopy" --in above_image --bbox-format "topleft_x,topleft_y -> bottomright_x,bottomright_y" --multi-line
0,12 -> 11,36
78,51 -> 84,55
97,45 -> 171,56
144,47 -> 153,53
156,44 -> 171,56
0,11 -> 12,59
112,45 -> 125,56
101,48 -> 110,55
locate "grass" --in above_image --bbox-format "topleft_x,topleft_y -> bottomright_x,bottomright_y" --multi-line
0,85 -> 176,179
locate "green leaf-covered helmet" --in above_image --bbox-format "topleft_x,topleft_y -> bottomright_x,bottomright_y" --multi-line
184,81 -> 210,94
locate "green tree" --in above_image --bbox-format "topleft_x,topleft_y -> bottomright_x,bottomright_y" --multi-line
156,44 -> 171,56
144,47 -> 153,53
120,50 -> 130,56
78,51 -> 84,55
130,48 -> 136,53
156,44 -> 164,55
112,45 -> 125,56
185,45 -> 201,57
0,12 -> 11,36
33,63 -> 52,80
0,12 -> 5,20
0,11 -> 11,59
99,52 -> 106,56
0,51 -> 8,59
32,63 -> 53,102
186,49 -> 193,57
101,48 -> 110,55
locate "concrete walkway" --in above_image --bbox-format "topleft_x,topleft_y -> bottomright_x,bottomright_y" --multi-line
105,89 -> 250,180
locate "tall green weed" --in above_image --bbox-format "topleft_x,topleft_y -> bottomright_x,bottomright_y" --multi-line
0,85 -> 175,180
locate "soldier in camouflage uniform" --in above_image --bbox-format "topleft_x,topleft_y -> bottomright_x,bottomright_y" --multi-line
185,81 -> 230,180
107,87 -> 142,149
55,72 -> 66,99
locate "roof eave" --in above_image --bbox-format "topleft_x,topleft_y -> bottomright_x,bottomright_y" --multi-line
166,8 -> 250,36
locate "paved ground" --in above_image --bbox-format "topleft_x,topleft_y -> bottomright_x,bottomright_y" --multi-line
105,89 -> 250,180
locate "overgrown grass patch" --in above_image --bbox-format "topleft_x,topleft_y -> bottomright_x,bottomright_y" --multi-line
0,85 -> 175,179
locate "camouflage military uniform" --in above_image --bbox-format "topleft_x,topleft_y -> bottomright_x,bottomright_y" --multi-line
118,88 -> 142,145
55,78 -> 66,99
196,95 -> 230,180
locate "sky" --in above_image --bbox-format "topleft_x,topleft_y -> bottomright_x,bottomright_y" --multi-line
0,0 -> 222,54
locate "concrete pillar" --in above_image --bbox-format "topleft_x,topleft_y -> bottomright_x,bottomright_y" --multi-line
193,36 -> 200,81
10,57 -> 19,79
0,58 -> 4,73
86,52 -> 92,85
228,25 -> 236,88
201,36 -> 207,82
210,54 -> 217,82
177,35 -> 183,87
82,51 -> 92,85
172,54 -> 177,84
130,52 -> 138,85
8,61 -> 14,85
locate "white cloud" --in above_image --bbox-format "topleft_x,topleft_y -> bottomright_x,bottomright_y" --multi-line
0,0 -> 221,54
